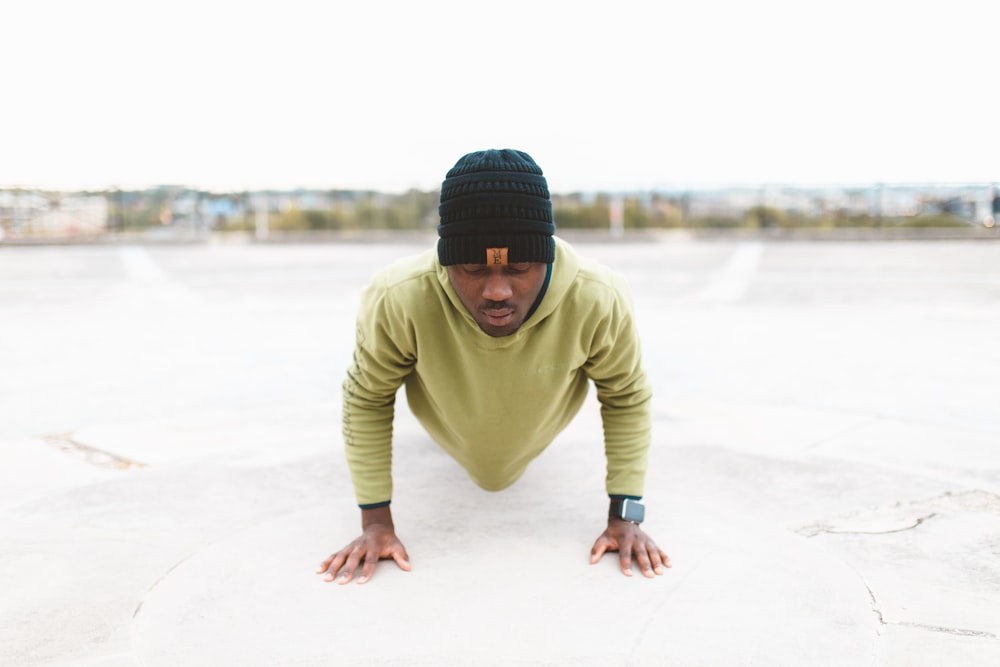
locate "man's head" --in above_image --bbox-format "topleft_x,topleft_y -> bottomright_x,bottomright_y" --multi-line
438,149 -> 554,337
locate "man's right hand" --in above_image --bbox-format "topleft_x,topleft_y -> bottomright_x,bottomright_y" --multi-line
316,506 -> 410,585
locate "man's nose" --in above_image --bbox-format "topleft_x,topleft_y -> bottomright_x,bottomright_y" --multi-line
482,271 -> 513,301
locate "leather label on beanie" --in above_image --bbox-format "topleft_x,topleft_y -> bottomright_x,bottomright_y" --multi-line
487,247 -> 509,266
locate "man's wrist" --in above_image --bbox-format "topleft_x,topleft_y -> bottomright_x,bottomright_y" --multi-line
361,504 -> 394,530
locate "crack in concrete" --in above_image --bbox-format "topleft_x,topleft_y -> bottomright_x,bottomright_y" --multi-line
864,582 -> 887,633
864,578 -> 996,645
798,513 -> 937,538
895,622 -> 998,640
133,551 -> 197,619
43,432 -> 146,470
797,489 -> 1000,538
854,575 -> 886,667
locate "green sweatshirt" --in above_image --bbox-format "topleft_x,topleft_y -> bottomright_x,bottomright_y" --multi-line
342,237 -> 652,506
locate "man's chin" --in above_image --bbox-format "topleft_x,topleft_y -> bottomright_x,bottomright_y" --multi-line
477,319 -> 521,337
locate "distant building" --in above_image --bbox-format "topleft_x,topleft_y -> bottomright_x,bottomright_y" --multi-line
0,191 -> 107,238
45,195 -> 108,236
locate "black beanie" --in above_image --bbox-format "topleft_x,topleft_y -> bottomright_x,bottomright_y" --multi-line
437,149 -> 555,266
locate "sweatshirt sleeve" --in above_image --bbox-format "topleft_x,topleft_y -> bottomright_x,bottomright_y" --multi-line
342,278 -> 416,506
582,276 -> 653,497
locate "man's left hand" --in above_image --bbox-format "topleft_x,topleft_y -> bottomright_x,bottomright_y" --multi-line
590,519 -> 671,577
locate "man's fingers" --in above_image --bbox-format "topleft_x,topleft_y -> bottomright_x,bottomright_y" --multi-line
316,554 -> 335,574
335,548 -> 365,584
619,545 -> 634,576
320,552 -> 348,581
336,569 -> 354,584
358,543 -> 412,583
649,548 -> 670,574
391,549 -> 412,571
590,536 -> 613,563
591,526 -> 672,578
357,551 -> 380,584
650,547 -> 670,574
635,546 -> 655,578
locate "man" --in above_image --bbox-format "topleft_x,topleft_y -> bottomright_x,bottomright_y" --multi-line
317,149 -> 670,584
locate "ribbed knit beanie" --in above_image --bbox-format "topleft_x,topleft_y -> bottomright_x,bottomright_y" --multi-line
437,149 -> 555,266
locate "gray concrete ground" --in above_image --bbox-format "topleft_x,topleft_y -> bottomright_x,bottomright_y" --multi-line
1,234 -> 999,666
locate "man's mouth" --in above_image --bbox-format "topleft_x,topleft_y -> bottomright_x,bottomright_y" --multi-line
482,307 -> 514,326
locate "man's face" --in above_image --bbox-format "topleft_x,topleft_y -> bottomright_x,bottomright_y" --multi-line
446,262 -> 548,337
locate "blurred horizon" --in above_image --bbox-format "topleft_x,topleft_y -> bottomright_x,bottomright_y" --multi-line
3,181 -> 996,241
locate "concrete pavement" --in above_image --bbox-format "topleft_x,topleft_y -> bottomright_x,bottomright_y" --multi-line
1,234 -> 999,665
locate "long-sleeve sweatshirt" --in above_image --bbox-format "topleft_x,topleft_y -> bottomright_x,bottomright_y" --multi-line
342,236 -> 652,506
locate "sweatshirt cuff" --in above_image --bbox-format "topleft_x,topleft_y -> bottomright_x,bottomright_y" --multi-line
359,500 -> 391,510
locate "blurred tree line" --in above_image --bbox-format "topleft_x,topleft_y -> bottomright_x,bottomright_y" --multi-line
97,187 -> 979,233
693,205 -> 970,230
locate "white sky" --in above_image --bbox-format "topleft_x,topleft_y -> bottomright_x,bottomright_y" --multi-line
2,0 -> 997,193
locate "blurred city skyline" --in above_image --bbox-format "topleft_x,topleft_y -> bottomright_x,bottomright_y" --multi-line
2,0 -> 997,193
4,182 -> 996,242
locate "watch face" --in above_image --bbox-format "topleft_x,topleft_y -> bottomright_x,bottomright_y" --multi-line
623,500 -> 645,523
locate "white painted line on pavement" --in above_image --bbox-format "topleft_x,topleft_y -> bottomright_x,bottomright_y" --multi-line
117,245 -> 200,304
119,245 -> 168,282
696,242 -> 763,303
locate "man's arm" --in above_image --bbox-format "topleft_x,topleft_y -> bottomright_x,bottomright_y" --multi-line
320,279 -> 416,584
583,276 -> 669,576
316,505 -> 411,584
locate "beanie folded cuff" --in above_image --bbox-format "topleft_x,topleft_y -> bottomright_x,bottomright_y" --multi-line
438,234 -> 555,266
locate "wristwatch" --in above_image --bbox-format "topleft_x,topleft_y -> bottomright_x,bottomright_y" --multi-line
609,497 -> 645,524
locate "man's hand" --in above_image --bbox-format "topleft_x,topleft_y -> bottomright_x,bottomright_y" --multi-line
316,506 -> 410,585
590,518 -> 671,577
